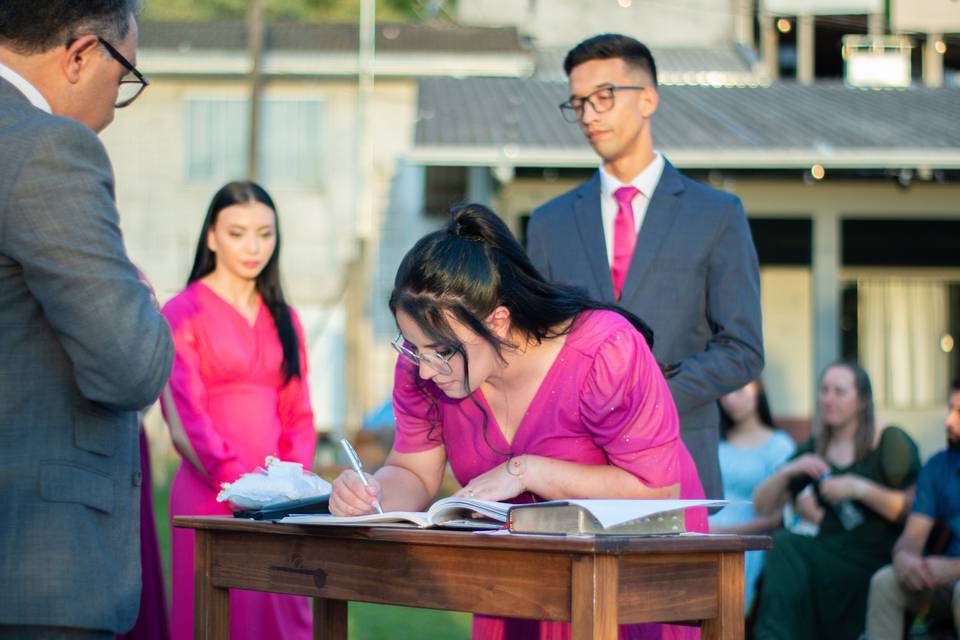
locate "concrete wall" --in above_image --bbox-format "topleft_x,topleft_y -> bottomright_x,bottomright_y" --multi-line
457,0 -> 736,48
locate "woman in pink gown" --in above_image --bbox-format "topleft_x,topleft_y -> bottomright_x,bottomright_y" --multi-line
330,204 -> 706,640
161,181 -> 316,640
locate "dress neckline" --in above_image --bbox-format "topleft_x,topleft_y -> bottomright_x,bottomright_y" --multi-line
195,280 -> 264,328
474,330 -> 573,450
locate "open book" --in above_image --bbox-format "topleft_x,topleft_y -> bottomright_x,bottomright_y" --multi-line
280,497 -> 510,530
281,498 -> 725,534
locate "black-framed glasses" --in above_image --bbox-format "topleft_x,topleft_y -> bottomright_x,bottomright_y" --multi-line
97,37 -> 149,108
391,334 -> 456,375
67,35 -> 150,108
559,85 -> 646,123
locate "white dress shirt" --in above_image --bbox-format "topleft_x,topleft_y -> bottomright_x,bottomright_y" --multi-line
599,151 -> 665,266
0,62 -> 52,113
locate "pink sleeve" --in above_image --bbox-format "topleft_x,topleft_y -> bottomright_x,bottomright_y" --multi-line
580,327 -> 681,489
391,356 -> 443,453
277,309 -> 317,467
160,302 -> 248,490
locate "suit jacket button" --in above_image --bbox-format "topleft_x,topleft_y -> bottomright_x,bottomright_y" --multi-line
132,470 -> 143,487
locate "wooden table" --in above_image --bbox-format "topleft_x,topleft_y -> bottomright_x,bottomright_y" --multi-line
175,516 -> 770,640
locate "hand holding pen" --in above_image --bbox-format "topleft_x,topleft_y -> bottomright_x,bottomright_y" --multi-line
339,438 -> 384,514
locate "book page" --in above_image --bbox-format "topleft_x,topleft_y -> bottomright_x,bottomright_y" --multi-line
280,511 -> 432,527
281,498 -> 513,529
427,497 -> 512,525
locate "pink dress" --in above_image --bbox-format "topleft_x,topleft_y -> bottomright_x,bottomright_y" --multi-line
161,282 -> 317,640
393,310 -> 706,640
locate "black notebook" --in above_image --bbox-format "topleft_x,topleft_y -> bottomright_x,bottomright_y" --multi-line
233,494 -> 330,520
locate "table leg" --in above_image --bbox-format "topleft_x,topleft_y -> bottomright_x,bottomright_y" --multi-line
194,530 -> 230,639
701,552 -> 744,640
313,598 -> 348,640
570,554 -> 619,640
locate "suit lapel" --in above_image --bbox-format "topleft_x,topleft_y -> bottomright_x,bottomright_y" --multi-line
619,161 -> 685,303
572,172 -> 616,301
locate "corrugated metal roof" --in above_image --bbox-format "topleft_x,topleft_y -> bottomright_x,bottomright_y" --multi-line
414,77 -> 960,164
139,20 -> 528,54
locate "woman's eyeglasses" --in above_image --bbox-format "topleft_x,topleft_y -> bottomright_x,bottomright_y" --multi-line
391,334 -> 456,375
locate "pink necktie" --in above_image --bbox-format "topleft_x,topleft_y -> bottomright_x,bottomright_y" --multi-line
611,185 -> 640,300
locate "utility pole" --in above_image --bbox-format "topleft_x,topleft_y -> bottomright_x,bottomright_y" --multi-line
246,0 -> 265,180
345,0 -> 377,434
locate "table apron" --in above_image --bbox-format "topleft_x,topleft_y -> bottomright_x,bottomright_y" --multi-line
203,531 -> 723,623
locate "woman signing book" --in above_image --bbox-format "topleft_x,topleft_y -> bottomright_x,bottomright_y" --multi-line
330,203 -> 706,640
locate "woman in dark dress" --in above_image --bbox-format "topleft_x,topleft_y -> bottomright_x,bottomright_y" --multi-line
752,361 -> 921,640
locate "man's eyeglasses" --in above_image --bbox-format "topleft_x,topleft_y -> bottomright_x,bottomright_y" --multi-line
67,36 -> 150,108
97,37 -> 149,108
559,85 -> 646,123
391,334 -> 456,375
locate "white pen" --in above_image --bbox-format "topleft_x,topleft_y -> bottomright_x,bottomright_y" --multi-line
340,438 -> 384,514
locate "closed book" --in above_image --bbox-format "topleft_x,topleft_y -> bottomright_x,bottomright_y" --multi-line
508,499 -> 726,536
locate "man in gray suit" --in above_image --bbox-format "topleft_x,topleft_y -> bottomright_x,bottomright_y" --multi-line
527,34 -> 763,500
0,1 -> 173,637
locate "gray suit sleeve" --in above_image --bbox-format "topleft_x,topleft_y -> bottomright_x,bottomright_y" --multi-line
2,118 -> 173,410
525,208 -> 552,280
667,197 -> 764,412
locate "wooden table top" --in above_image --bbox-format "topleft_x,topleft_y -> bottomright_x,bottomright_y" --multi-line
175,515 -> 772,555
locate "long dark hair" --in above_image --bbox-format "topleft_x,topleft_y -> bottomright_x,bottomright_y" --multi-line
813,360 -> 876,464
719,380 -> 776,439
389,203 -> 654,452
188,181 -> 300,384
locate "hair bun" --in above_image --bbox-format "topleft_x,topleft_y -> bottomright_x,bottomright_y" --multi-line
448,203 -> 501,244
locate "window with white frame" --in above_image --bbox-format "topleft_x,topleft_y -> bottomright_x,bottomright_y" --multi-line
185,97 -> 325,187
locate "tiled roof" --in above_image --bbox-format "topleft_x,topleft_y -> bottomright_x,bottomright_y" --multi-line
139,20 -> 528,54
414,76 -> 960,167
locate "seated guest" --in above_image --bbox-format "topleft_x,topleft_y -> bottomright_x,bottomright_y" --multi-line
752,361 -> 921,640
865,380 -> 960,640
330,204 -> 706,640
709,380 -> 795,612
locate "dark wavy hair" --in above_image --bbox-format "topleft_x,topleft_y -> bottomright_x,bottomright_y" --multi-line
389,203 -> 654,453
719,380 -> 776,439
563,33 -> 658,85
188,181 -> 300,384
813,360 -> 875,464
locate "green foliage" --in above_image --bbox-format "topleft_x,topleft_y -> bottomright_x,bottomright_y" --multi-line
142,0 -> 445,22
349,603 -> 471,639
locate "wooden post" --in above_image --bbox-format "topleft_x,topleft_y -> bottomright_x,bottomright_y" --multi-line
344,0 -> 378,432
313,598 -> 348,640
246,0 -> 264,180
701,552 -> 745,640
761,12 -> 779,81
571,554 -> 619,640
797,14 -> 815,85
734,0 -> 755,50
194,531 -> 230,639
923,33 -> 945,88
